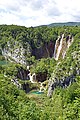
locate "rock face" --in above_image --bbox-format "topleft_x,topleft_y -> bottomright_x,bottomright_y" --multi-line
1,33 -> 73,64
33,34 -> 73,60
22,82 -> 38,93
47,48 -> 80,97
1,39 -> 55,63
11,78 -> 21,89
47,75 -> 76,97
17,67 -> 30,80
36,72 -> 48,82
28,72 -> 47,83
54,34 -> 73,60
33,41 -> 55,59
2,40 -> 31,65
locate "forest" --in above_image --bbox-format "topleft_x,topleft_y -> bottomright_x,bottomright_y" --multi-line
0,24 -> 80,120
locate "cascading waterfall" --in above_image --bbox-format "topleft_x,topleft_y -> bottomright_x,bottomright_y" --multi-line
54,34 -> 64,60
53,37 -> 60,59
39,82 -> 43,92
62,36 -> 74,59
20,71 -> 24,80
45,44 -> 50,57
28,73 -> 36,83
67,36 -> 74,48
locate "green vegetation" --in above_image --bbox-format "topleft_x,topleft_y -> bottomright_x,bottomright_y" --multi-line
0,74 -> 41,120
48,22 -> 80,27
31,58 -> 56,78
0,25 -> 80,119
0,60 -> 7,65
0,73 -> 80,120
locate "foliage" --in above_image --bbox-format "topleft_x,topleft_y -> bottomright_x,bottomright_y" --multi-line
0,25 -> 80,119
31,58 -> 56,78
0,74 -> 41,120
0,55 -> 5,60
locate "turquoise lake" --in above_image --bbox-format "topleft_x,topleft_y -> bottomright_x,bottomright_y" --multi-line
0,61 -> 7,65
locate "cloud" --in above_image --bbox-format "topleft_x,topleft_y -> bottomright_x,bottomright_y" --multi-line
29,0 -> 44,10
0,0 -> 80,27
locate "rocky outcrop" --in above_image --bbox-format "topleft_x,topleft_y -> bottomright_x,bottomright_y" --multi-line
36,72 -> 48,82
33,34 -> 74,60
17,67 -> 30,80
1,39 -> 55,64
1,33 -> 73,63
11,78 -> 22,89
47,75 -> 76,97
33,41 -> 55,59
28,72 -> 47,83
11,77 -> 38,93
2,40 -> 32,65
22,82 -> 38,93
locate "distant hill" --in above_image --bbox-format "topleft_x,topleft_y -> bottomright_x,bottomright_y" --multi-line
48,22 -> 80,27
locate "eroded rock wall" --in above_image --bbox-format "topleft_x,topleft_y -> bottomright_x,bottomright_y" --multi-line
2,40 -> 32,65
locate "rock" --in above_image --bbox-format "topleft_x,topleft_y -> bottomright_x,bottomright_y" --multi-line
47,80 -> 54,97
36,72 -> 47,82
11,78 -> 21,89
22,82 -> 38,93
47,75 -> 76,97
32,41 -> 55,59
2,41 -> 32,65
17,67 -> 30,80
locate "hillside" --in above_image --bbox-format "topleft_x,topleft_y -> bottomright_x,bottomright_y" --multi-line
0,25 -> 80,120
48,22 -> 80,27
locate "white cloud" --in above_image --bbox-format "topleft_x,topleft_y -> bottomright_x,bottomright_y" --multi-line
0,0 -> 80,27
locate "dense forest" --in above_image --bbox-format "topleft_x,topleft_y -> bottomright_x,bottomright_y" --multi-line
48,22 -> 80,27
0,24 -> 80,120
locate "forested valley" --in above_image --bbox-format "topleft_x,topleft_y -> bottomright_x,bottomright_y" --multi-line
0,24 -> 80,120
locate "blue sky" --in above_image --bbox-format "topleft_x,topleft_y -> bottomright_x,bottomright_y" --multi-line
0,0 -> 80,27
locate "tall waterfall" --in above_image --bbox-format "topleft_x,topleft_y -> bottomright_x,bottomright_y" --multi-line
53,34 -> 73,60
54,34 -> 64,60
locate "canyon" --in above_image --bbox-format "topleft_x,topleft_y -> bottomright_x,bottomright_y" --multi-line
1,33 -> 75,94
2,33 -> 74,64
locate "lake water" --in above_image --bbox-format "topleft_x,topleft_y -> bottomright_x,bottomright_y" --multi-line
31,91 -> 44,94
0,60 -> 7,65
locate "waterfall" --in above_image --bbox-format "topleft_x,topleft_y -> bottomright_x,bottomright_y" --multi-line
45,45 -> 49,57
62,51 -> 66,59
39,82 -> 46,92
20,71 -> 23,80
28,73 -> 36,83
54,34 -> 64,60
39,82 -> 43,92
67,37 -> 74,48
30,75 -> 34,83
53,37 -> 59,59
11,78 -> 21,88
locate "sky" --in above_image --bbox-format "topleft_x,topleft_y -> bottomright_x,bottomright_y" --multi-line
0,0 -> 80,27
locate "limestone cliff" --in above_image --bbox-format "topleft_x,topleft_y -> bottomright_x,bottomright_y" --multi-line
2,40 -> 32,65
1,32 -> 73,65
47,37 -> 80,97
31,33 -> 74,60
33,41 -> 55,59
